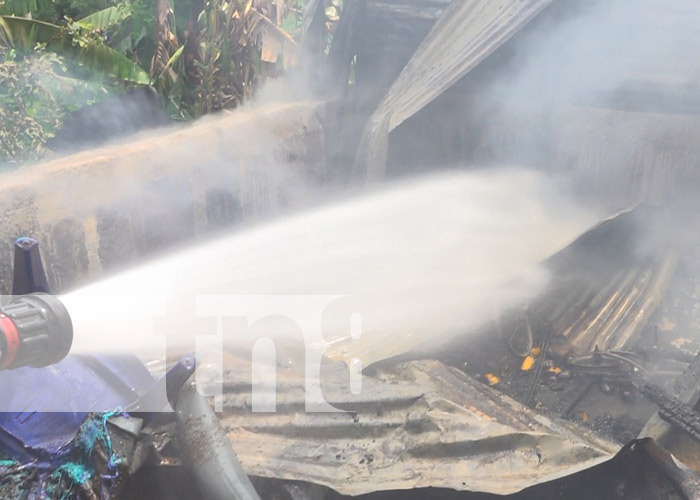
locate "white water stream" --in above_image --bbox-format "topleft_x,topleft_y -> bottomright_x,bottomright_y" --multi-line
61,168 -> 595,368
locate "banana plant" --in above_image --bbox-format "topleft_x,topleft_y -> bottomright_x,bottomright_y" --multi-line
150,0 -> 299,119
0,12 -> 149,84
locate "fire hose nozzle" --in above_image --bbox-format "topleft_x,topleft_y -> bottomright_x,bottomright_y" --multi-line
0,294 -> 73,370
12,237 -> 50,296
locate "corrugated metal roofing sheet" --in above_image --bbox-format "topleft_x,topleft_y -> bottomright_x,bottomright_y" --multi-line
219,358 -> 618,496
354,0 -> 556,180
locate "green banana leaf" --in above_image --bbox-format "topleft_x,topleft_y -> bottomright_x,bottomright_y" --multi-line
0,0 -> 42,16
0,15 -> 149,84
78,4 -> 132,30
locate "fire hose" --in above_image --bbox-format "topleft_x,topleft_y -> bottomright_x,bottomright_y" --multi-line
0,237 -> 72,371
0,236 -> 262,500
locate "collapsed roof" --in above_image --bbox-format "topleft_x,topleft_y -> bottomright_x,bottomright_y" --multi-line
353,0 -> 555,180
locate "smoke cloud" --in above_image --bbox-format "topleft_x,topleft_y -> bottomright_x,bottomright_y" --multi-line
493,0 -> 700,112
469,0 -> 700,208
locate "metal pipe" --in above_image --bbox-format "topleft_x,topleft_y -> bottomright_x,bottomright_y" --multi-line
175,382 -> 261,500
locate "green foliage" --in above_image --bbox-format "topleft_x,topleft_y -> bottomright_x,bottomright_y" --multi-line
152,0 -> 299,120
0,0 -> 148,62
0,15 -> 150,83
0,0 -> 49,17
78,3 -> 131,30
0,49 -> 107,165
0,0 -> 313,164
105,0 -> 152,64
46,0 -> 120,23
0,1 -> 155,164
0,0 -> 120,24
0,3 -> 138,166
281,0 -> 304,36
0,51 -> 56,164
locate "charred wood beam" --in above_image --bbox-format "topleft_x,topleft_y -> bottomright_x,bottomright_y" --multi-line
642,383 -> 700,444
640,347 -> 700,444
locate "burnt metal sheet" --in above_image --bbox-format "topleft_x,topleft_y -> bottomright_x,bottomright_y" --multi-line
319,206 -> 672,369
355,0 -> 555,180
218,358 -> 619,496
524,206 -> 676,358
